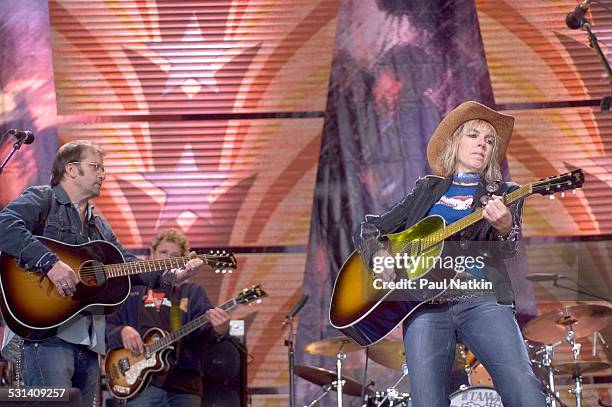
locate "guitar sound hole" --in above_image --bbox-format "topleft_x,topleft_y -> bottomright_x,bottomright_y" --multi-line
79,260 -> 106,287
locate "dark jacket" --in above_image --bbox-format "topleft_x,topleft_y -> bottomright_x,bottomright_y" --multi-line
353,175 -> 524,304
106,283 -> 221,375
0,184 -> 158,286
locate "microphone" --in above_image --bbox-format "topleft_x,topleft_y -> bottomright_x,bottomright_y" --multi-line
282,294 -> 309,327
8,129 -> 35,145
566,0 -> 591,30
286,294 -> 309,319
526,273 -> 561,281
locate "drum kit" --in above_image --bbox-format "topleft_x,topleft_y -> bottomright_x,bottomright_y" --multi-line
297,336 -> 411,406
522,304 -> 612,407
296,304 -> 611,407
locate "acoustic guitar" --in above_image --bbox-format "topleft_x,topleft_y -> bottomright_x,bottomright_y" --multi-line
329,170 -> 584,346
0,236 -> 236,340
105,285 -> 266,400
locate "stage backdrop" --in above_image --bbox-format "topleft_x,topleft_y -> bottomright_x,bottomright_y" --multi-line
298,0 -> 612,405
1,1 -> 612,406
1,0 -> 339,405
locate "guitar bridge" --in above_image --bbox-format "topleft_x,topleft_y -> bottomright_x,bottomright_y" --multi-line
118,357 -> 130,373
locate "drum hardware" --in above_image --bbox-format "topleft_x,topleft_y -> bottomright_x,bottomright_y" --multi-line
523,304 -> 612,344
526,304 -> 612,407
592,330 -> 609,357
562,316 -> 583,407
294,365 -> 373,406
306,381 -> 341,407
373,363 -> 410,407
302,337 -> 363,407
336,349 -> 346,407
360,346 -> 370,405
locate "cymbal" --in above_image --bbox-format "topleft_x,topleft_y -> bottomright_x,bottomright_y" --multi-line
522,304 -> 612,343
303,337 -> 361,356
553,361 -> 611,376
368,339 -> 406,371
294,365 -> 372,397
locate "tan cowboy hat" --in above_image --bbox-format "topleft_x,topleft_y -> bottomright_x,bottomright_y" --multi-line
426,101 -> 515,176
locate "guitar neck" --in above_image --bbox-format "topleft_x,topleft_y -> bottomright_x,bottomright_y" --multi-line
428,184 -> 532,244
148,298 -> 237,353
104,255 -> 212,278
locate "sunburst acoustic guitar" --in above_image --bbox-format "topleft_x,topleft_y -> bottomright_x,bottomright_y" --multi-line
0,236 -> 236,341
329,170 -> 584,346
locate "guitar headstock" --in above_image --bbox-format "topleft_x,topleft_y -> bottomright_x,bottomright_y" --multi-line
206,250 -> 237,274
235,284 -> 267,305
531,169 -> 584,198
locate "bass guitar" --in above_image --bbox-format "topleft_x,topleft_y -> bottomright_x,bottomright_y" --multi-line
105,284 -> 266,399
0,236 -> 236,340
329,169 -> 584,346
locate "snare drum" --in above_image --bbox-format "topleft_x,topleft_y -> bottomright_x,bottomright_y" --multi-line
450,386 -> 503,407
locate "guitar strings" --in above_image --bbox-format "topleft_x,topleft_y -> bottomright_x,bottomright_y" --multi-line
72,254 -> 233,278
392,184 -> 527,263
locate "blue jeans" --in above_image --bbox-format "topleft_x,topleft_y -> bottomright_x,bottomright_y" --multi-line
21,337 -> 99,406
403,294 -> 546,407
127,385 -> 201,407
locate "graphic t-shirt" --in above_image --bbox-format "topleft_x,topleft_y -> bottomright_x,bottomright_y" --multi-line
427,172 -> 485,279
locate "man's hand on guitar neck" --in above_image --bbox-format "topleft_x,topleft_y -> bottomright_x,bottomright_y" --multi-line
121,325 -> 145,356
47,261 -> 79,297
373,249 -> 396,283
172,251 -> 210,283
206,307 -> 231,337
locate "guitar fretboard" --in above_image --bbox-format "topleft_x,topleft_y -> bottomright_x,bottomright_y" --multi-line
418,184 -> 532,253
148,298 -> 237,353
104,255 -> 220,278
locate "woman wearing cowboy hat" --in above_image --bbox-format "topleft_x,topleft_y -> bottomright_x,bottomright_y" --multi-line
354,101 -> 546,406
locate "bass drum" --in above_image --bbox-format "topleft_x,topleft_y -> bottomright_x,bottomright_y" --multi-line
450,386 -> 503,407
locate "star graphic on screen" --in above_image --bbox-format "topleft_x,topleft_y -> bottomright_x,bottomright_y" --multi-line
135,142 -> 256,245
123,0 -> 260,108
117,1 -> 260,244
149,12 -> 222,98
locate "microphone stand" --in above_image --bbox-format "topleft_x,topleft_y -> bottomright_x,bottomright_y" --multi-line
283,315 -> 297,407
577,17 -> 612,111
0,131 -> 28,175
553,276 -> 612,304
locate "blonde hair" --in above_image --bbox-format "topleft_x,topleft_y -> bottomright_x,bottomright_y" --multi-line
150,228 -> 190,257
439,119 -> 501,183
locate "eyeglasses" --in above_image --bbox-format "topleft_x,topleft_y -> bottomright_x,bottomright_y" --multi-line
68,161 -> 106,174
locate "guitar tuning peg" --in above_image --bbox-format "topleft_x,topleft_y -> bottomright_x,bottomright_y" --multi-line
215,269 -> 220,273
561,191 -> 565,198
572,188 -> 576,195
549,194 -> 555,200
256,299 -> 262,304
